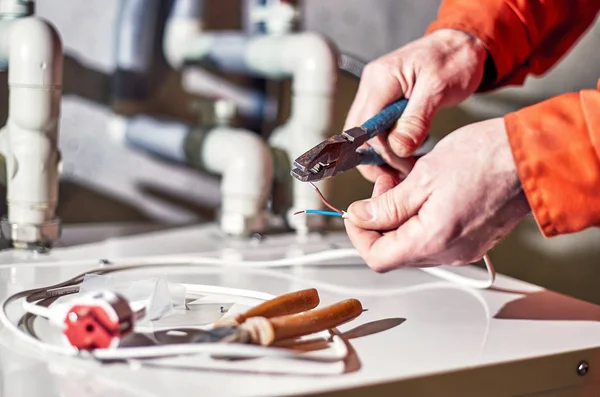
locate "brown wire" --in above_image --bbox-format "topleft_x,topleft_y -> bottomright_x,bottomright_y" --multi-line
309,182 -> 344,214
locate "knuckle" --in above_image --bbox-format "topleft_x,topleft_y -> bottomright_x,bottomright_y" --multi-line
378,192 -> 403,223
362,61 -> 384,79
389,190 -> 409,220
363,60 -> 399,85
368,257 -> 390,273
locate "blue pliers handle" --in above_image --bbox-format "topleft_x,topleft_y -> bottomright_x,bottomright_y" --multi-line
290,98 -> 409,182
362,98 -> 409,140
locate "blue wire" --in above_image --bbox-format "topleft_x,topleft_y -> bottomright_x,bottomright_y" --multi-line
303,210 -> 343,217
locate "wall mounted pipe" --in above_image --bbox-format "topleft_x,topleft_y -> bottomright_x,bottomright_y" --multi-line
182,67 -> 277,121
112,0 -> 164,102
109,114 -> 273,237
165,0 -> 273,122
196,126 -> 273,235
0,0 -> 33,18
164,22 -> 338,232
0,16 -> 63,249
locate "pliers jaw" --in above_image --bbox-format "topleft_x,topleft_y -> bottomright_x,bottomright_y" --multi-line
290,127 -> 369,182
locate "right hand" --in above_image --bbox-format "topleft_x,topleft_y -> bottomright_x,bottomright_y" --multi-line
344,29 -> 489,182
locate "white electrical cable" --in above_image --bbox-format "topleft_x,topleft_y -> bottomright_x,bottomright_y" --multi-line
421,254 -> 495,289
3,285 -> 348,366
1,247 -> 495,369
0,248 -> 496,290
21,300 -> 53,320
1,248 -> 494,288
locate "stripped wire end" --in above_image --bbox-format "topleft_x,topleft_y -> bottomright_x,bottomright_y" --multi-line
295,210 -> 343,217
308,182 -> 344,214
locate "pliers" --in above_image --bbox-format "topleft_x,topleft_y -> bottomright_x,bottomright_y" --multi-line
291,98 -> 427,182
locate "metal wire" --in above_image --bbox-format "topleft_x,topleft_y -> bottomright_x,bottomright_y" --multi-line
294,210 -> 343,217
309,182 -> 344,214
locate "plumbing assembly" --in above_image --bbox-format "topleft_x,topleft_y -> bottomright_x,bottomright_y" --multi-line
0,0 -> 427,248
108,0 -> 340,238
0,0 -> 63,250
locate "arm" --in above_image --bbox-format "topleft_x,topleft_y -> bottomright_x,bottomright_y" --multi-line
506,82 -> 600,236
426,0 -> 600,90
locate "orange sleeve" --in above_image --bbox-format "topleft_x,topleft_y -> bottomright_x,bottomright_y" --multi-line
426,0 -> 600,90
505,80 -> 600,237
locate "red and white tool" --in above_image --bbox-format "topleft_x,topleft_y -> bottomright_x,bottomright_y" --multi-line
24,290 -> 137,350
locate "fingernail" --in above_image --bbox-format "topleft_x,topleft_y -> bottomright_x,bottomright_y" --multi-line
348,200 -> 375,222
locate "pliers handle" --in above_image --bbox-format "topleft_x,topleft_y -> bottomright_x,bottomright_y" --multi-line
291,98 -> 409,182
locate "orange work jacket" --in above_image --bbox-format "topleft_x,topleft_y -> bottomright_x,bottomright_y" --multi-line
426,0 -> 600,237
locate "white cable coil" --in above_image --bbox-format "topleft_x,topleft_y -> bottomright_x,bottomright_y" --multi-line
1,248 -> 495,369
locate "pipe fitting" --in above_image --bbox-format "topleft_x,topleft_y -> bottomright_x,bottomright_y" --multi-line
199,126 -> 273,236
0,16 -> 63,248
0,0 -> 34,19
4,17 -> 62,87
245,32 -> 338,95
0,217 -> 60,250
163,14 -> 203,69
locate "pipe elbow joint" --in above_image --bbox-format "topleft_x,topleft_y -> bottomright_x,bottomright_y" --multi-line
201,127 -> 273,235
6,17 -> 63,87
6,17 -> 62,132
289,32 -> 338,95
163,17 -> 203,69
202,127 -> 273,214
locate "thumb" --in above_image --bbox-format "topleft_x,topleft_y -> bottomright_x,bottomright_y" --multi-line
346,178 -> 425,231
388,80 -> 442,157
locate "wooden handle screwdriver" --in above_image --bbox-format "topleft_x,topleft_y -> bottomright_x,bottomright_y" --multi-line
241,298 -> 364,345
213,288 -> 320,327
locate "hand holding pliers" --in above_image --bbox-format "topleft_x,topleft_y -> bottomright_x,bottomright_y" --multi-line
291,98 -> 430,182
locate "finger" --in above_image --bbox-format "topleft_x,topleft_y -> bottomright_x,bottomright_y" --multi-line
345,178 -> 428,231
344,65 -> 403,131
364,139 -> 417,175
371,174 -> 397,198
357,164 -> 401,184
346,215 -> 434,272
388,79 -> 443,157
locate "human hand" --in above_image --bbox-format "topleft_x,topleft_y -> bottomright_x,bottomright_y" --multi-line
344,29 -> 488,182
344,118 -> 531,272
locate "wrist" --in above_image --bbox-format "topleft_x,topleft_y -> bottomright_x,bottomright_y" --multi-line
430,28 -> 489,85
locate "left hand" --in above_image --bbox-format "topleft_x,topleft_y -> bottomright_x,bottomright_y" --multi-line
344,117 -> 531,272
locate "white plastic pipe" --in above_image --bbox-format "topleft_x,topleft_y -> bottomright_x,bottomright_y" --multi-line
0,17 -> 62,243
163,10 -> 203,70
269,94 -> 333,231
200,126 -> 273,236
164,19 -> 337,232
109,110 -> 273,236
246,33 -> 337,232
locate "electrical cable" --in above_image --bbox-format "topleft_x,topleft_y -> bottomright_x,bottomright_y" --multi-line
0,176 -> 496,365
294,210 -> 343,217
338,53 -> 366,78
2,282 -> 349,365
295,182 -> 496,289
1,264 -> 492,369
